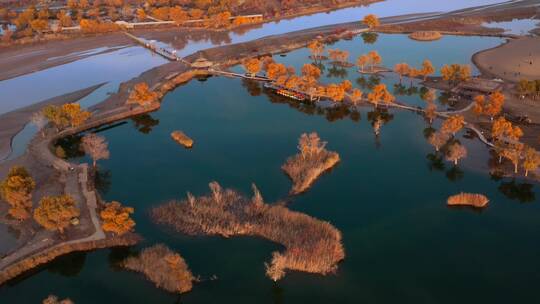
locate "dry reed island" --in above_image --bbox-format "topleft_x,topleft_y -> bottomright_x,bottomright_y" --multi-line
283,132 -> 340,195
122,244 -> 196,294
171,130 -> 194,148
151,182 -> 345,281
447,193 -> 490,208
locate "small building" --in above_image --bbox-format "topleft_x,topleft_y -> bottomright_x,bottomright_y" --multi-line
452,78 -> 504,97
191,56 -> 213,69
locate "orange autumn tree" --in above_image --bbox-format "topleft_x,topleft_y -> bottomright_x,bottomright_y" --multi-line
368,50 -> 381,72
307,40 -> 325,62
362,14 -> 380,29
522,146 -> 540,177
440,64 -> 471,86
491,117 -> 523,142
62,103 -> 91,128
100,201 -> 135,235
441,115 -> 465,136
421,59 -> 435,81
446,142 -> 468,165
0,166 -> 35,221
127,82 -> 159,108
473,91 -> 505,120
356,54 -> 369,73
350,88 -> 363,105
242,58 -> 261,76
422,89 -> 438,124
81,133 -> 110,168
34,195 -> 80,234
501,143 -> 524,174
394,63 -> 410,83
266,63 -> 288,80
325,83 -> 346,102
367,83 -> 395,107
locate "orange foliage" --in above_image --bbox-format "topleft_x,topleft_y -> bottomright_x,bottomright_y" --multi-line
0,166 -> 35,221
362,14 -> 380,28
100,201 -> 135,235
367,83 -> 394,107
441,115 -> 465,135
242,58 -> 261,75
127,82 -> 159,108
34,195 -> 80,234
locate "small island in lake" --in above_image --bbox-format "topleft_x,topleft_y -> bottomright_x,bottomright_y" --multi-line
171,131 -> 194,148
151,182 -> 345,281
409,31 -> 443,41
447,193 -> 489,208
283,132 -> 340,195
122,244 -> 195,294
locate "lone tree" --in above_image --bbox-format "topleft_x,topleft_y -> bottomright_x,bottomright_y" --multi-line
446,142 -> 468,165
522,146 -> 540,177
34,195 -> 80,234
356,55 -> 369,73
441,115 -> 465,136
127,82 -> 158,108
394,63 -> 411,83
368,50 -> 381,72
501,143 -> 524,174
421,59 -> 435,81
0,166 -> 35,221
81,133 -> 110,167
350,88 -> 363,106
242,58 -> 261,76
100,201 -> 135,235
362,14 -> 380,29
307,40 -> 325,62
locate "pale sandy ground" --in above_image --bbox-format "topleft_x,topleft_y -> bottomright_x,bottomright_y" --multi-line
474,36 -> 540,82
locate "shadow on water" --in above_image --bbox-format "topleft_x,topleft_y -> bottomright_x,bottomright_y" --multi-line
498,179 -> 536,203
131,114 -> 160,135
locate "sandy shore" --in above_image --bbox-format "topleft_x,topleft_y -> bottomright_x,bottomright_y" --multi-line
0,33 -> 132,81
473,36 -> 540,82
0,83 -> 105,161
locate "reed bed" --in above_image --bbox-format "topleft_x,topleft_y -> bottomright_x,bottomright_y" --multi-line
122,244 -> 195,294
409,31 -> 443,41
151,182 -> 345,281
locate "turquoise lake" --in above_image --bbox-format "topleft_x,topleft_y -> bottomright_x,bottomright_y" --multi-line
1,34 -> 539,303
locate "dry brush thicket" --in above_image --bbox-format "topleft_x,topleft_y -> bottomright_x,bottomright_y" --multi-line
282,132 -> 340,195
122,244 -> 195,294
151,182 -> 345,281
171,131 -> 194,148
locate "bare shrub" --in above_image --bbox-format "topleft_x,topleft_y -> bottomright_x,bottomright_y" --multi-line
151,182 -> 345,281
122,244 -> 195,294
283,132 -> 340,194
447,193 -> 489,208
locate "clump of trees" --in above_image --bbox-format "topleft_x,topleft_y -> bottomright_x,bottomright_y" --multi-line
516,79 -> 540,100
307,40 -> 325,62
42,103 -> 91,131
427,115 -> 467,165
367,83 -> 395,107
282,132 -> 340,194
100,201 -> 135,235
122,244 -> 195,294
440,64 -> 471,86
79,19 -> 119,33
34,194 -> 80,234
151,182 -> 345,281
81,133 -> 110,168
473,91 -> 505,120
127,82 -> 159,108
328,49 -> 350,67
0,166 -> 35,221
393,59 -> 434,83
356,51 -> 381,73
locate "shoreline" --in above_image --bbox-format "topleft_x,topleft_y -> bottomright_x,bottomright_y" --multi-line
0,83 -> 106,162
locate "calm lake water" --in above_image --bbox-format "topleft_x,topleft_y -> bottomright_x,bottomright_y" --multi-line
1,33 -> 539,303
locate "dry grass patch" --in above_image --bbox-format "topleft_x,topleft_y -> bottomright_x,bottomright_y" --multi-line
447,193 -> 489,208
122,244 -> 195,294
283,132 -> 340,195
409,31 -> 443,41
171,131 -> 194,148
151,182 -> 345,281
